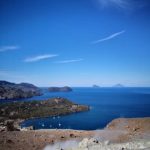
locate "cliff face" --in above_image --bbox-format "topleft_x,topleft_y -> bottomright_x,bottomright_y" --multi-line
0,81 -> 41,100
48,86 -> 72,92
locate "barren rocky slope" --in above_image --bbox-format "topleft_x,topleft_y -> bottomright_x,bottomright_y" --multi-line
0,81 -> 41,100
0,118 -> 149,150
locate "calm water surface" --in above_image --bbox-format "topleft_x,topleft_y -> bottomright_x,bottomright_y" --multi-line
1,87 -> 150,130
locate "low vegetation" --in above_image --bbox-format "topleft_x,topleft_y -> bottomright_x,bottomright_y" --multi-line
0,97 -> 89,120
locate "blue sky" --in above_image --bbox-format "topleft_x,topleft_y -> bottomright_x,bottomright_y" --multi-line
0,0 -> 150,87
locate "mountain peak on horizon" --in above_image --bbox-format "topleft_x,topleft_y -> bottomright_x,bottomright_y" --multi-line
113,84 -> 124,88
92,85 -> 100,88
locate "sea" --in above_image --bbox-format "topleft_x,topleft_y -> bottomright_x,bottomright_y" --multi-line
1,87 -> 150,130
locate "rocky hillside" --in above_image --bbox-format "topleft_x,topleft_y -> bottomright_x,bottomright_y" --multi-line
0,81 -> 41,100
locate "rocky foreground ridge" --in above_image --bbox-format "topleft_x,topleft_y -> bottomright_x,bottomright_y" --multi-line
0,118 -> 149,150
0,81 -> 41,100
45,138 -> 150,150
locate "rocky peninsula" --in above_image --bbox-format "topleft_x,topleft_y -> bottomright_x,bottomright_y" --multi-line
0,81 -> 41,100
0,97 -> 89,131
48,86 -> 72,92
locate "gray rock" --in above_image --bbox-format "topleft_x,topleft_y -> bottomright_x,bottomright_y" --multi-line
0,80 -> 42,100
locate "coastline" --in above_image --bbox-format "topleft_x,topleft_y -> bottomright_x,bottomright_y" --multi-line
0,97 -> 89,132
0,117 -> 150,150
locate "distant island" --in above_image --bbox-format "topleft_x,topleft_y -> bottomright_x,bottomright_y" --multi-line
92,85 -> 100,88
0,81 -> 41,100
0,97 -> 89,131
113,84 -> 124,88
48,86 -> 72,92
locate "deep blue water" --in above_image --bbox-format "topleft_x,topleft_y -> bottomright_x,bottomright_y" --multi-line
1,87 -> 150,130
